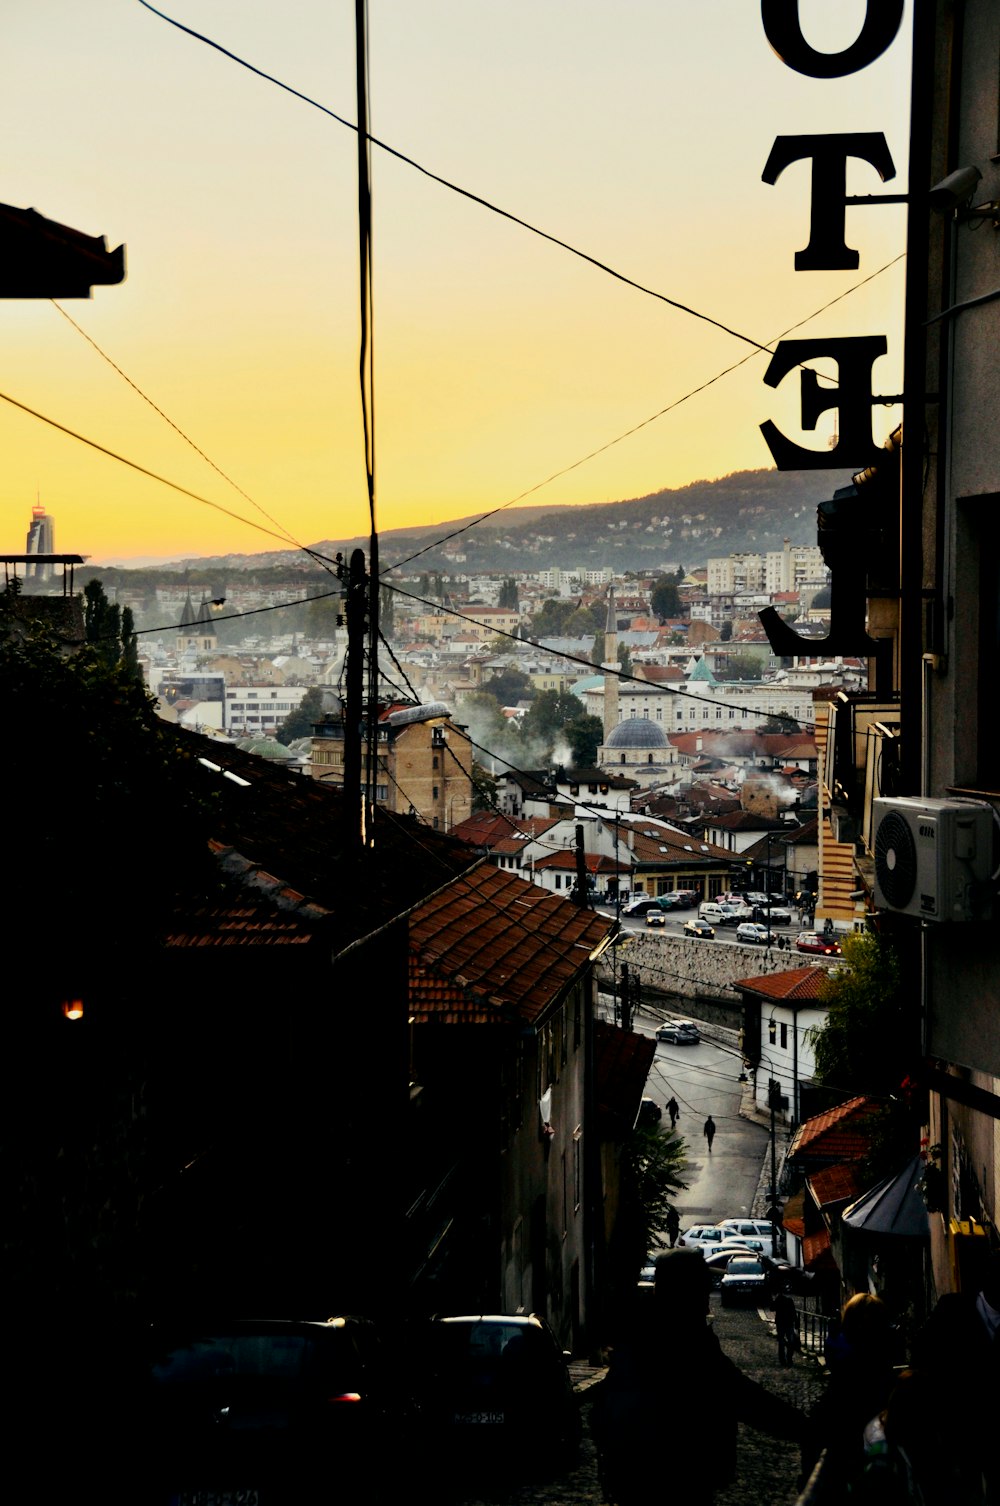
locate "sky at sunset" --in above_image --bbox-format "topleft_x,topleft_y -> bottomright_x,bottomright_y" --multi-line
1,1 -> 912,565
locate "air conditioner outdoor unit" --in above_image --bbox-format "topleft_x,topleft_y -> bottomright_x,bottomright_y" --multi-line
872,796 -> 995,922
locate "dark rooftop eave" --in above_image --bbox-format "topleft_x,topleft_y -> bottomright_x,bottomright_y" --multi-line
1,203 -> 126,297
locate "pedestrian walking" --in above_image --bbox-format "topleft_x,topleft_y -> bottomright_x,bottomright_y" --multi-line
774,1288 -> 798,1367
666,1096 -> 679,1129
703,1115 -> 716,1152
666,1205 -> 680,1249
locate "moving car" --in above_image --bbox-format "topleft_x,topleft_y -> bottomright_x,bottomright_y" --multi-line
751,905 -> 792,925
622,897 -> 663,917
144,1316 -> 406,1504
682,918 -> 715,940
645,909 -> 667,927
414,1314 -> 580,1469
719,1255 -> 769,1307
656,1019 -> 701,1045
735,922 -> 774,945
796,931 -> 843,955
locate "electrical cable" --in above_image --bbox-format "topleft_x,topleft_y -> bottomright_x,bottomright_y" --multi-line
382,581 -> 812,729
382,254 -> 905,575
135,0 -> 816,361
48,301 -> 318,566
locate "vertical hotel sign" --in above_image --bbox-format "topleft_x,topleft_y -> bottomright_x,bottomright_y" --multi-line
757,0 -> 905,473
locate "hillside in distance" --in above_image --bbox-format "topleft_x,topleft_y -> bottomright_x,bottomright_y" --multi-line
117,467 -> 852,578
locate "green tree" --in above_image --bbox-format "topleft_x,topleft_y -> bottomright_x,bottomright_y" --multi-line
379,583 -> 395,638
498,577 -> 519,610
84,578 -> 140,678
650,578 -> 681,621
471,760 -> 499,813
566,713 -> 604,766
480,666 -> 532,706
617,643 -> 632,676
275,686 -> 327,744
810,930 -> 922,1181
521,688 -> 586,757
615,1127 -> 689,1277
591,629 -> 605,665
719,620 -> 733,642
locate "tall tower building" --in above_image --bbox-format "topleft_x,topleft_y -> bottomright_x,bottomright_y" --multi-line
602,583 -> 619,743
25,503 -> 54,580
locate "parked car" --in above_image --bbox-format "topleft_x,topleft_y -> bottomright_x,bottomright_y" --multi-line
638,1096 -> 662,1124
679,1224 -> 728,1252
719,1255 -> 769,1307
735,922 -> 774,945
143,1316 -> 406,1505
796,931 -> 843,955
682,919 -> 715,940
645,909 -> 667,927
703,1245 -> 759,1288
413,1314 -> 581,1469
656,892 -> 685,910
673,890 -> 698,909
656,1019 -> 701,1045
716,1218 -> 776,1243
718,1235 -> 767,1257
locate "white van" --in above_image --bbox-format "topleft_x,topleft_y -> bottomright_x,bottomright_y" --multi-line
699,901 -> 731,924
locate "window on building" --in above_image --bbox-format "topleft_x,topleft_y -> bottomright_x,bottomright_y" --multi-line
432,786 -> 439,799
432,816 -> 439,829
780,1022 -> 788,1050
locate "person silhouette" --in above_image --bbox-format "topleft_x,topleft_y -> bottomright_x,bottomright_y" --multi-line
666,1097 -> 679,1129
704,1115 -> 716,1152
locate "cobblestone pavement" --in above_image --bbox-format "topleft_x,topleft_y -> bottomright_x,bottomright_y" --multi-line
447,1296 -> 827,1506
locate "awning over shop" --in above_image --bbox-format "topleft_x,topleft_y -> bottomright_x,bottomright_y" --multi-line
841,1153 -> 929,1239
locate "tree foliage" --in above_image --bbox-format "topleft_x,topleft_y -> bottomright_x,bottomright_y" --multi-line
498,577 -> 519,610
566,714 -> 605,767
84,579 -> 141,678
479,666 -> 532,707
521,689 -> 584,754
619,1127 -> 689,1260
650,578 -> 680,621
811,930 -> 911,1098
275,686 -> 328,744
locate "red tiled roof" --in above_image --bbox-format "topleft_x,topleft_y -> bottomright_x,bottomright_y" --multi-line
165,903 -> 316,947
802,1227 -> 837,1270
409,866 -> 614,1027
788,1095 -> 876,1163
808,1162 -> 866,1209
532,851 -> 630,874
734,967 -> 831,1002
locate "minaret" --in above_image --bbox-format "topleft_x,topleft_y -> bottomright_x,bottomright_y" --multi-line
602,583 -> 619,743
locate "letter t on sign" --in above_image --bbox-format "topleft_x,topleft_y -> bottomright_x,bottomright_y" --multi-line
762,133 -> 897,270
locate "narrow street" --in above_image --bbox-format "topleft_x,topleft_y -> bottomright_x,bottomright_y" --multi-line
446,1004 -> 828,1505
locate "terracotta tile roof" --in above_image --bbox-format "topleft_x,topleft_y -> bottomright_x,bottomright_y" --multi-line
808,1162 -> 866,1209
409,866 -> 614,1027
532,851 -> 630,874
734,967 -> 831,1002
628,828 -> 732,865
802,1227 -> 837,1270
788,1095 -> 876,1163
165,902 -> 317,947
595,1020 -> 657,1135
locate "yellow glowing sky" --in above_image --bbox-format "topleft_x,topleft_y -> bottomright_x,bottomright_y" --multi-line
1,1 -> 911,564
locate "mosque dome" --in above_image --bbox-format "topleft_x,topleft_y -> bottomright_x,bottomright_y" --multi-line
605,717 -> 668,750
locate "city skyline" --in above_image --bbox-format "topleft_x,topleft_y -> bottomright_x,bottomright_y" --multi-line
2,2 -> 910,564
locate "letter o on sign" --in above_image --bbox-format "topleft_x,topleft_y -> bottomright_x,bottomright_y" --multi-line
761,0 -> 904,78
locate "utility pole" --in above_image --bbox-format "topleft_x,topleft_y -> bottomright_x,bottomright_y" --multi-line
342,548 -> 368,854
573,823 -> 590,907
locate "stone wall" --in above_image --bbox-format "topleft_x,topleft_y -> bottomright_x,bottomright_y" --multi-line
598,932 -> 832,1010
